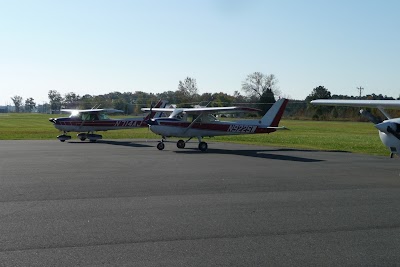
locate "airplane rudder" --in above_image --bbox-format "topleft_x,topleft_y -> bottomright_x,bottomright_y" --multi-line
261,98 -> 288,126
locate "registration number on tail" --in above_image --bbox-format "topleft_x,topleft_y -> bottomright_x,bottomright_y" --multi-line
227,125 -> 257,133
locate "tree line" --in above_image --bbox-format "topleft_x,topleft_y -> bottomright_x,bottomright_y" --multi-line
8,72 -> 279,115
7,73 -> 398,120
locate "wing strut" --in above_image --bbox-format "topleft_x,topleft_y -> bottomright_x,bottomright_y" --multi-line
377,107 -> 392,120
183,112 -> 204,133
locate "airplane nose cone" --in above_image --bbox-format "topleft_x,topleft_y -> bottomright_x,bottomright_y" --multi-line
375,121 -> 400,135
375,122 -> 387,132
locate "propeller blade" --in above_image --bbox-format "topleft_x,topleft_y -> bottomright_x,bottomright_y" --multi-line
360,109 -> 382,124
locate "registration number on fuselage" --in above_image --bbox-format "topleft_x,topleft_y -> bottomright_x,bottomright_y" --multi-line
227,125 -> 257,133
114,120 -> 141,127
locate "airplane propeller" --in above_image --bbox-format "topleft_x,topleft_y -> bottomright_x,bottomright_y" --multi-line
359,109 -> 382,124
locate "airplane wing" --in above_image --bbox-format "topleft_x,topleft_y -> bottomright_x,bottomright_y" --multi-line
61,109 -> 124,114
141,106 -> 261,114
141,108 -> 176,113
311,99 -> 400,109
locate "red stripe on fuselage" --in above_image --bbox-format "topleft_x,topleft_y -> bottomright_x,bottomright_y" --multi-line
158,121 -> 275,134
57,120 -> 145,127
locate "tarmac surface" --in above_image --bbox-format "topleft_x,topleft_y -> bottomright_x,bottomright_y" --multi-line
1,139 -> 400,266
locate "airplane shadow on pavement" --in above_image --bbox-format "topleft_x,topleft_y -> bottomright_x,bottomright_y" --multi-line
67,140 -> 348,162
174,147 -> 329,163
68,140 -> 155,148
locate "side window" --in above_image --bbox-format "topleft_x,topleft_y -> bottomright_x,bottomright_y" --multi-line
92,114 -> 99,120
82,114 -> 90,121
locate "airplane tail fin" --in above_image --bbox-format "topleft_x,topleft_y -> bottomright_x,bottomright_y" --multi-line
143,100 -> 168,121
261,98 -> 288,126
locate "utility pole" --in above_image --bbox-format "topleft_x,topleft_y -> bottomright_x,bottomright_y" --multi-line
357,86 -> 364,98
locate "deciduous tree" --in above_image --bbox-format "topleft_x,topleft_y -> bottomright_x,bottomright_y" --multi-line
25,97 -> 36,112
11,95 -> 23,112
241,72 -> 279,113
48,90 -> 63,113
176,77 -> 199,106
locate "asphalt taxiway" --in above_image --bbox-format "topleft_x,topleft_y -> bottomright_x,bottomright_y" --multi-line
1,140 -> 400,266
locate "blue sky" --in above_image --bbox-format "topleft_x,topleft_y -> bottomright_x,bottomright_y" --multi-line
1,0 -> 399,104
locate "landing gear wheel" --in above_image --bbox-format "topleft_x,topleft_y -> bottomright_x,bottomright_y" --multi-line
198,142 -> 208,152
177,140 -> 185,149
157,142 -> 165,150
77,133 -> 87,141
60,140 -> 65,142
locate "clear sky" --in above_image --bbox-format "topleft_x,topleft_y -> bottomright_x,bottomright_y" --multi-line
1,0 -> 399,105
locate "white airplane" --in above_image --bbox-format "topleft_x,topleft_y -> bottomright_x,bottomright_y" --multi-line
311,99 -> 400,157
142,98 -> 288,151
49,100 -> 167,142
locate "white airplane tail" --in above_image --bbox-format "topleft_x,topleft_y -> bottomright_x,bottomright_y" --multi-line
261,98 -> 288,126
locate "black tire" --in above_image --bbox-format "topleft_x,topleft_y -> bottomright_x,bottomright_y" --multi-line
177,140 -> 185,149
198,142 -> 208,152
157,142 -> 165,150
60,140 -> 65,142
80,138 -> 86,141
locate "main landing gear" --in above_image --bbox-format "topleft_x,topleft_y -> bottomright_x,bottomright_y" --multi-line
56,132 -> 102,142
77,132 -> 102,142
198,141 -> 208,152
156,137 -> 208,152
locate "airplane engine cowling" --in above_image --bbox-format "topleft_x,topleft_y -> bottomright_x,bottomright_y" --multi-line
379,131 -> 400,155
375,121 -> 400,137
376,120 -> 400,155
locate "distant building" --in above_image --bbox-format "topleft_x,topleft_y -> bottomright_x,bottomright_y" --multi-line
0,105 -> 13,113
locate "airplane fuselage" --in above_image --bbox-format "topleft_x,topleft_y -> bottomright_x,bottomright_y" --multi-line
149,118 -> 276,138
50,117 -> 146,132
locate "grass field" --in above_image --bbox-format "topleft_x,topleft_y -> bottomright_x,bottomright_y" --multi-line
0,113 -> 388,156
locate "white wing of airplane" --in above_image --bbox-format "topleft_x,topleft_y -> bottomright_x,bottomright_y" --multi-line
141,106 -> 261,114
311,99 -> 400,109
311,99 -> 400,157
61,108 -> 124,114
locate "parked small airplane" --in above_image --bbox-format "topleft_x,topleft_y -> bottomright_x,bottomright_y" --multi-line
311,99 -> 400,157
142,98 -> 288,151
49,100 -> 167,142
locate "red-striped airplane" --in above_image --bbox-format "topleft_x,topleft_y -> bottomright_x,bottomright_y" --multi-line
49,100 -> 167,142
142,98 -> 288,151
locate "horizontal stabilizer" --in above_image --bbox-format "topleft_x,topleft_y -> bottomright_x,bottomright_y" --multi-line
267,126 -> 289,130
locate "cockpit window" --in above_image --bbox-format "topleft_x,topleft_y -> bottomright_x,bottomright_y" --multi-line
98,113 -> 110,120
206,114 -> 219,122
69,112 -> 110,120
